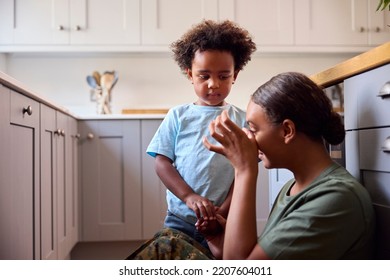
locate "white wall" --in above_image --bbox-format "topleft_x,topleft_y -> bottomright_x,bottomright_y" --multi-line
0,54 -> 7,72
3,52 -> 355,115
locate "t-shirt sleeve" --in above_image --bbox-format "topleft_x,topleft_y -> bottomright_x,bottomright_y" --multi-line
146,109 -> 177,161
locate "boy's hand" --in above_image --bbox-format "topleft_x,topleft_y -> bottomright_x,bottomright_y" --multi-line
184,193 -> 216,221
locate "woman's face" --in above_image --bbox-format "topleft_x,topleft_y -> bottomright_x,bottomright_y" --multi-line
246,100 -> 286,169
187,50 -> 237,106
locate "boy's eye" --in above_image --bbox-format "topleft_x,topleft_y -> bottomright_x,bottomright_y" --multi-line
198,75 -> 209,80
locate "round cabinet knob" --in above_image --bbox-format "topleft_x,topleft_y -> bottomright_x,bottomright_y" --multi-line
74,25 -> 81,31
74,133 -> 81,139
87,133 -> 94,139
61,130 -> 65,136
58,25 -> 64,31
55,129 -> 62,135
22,105 -> 33,116
374,27 -> 381,33
359,26 -> 365,32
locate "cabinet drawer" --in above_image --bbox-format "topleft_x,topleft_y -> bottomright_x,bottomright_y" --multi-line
359,127 -> 390,172
349,64 -> 390,129
10,91 -> 39,127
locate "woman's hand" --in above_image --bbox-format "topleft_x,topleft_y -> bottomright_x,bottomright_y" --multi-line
196,214 -> 226,260
203,110 -> 259,172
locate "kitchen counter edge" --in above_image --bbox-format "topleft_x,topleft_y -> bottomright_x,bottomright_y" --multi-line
0,71 -> 166,120
311,41 -> 390,88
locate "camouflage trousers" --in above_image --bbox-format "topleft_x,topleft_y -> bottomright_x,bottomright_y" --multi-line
126,228 -> 215,260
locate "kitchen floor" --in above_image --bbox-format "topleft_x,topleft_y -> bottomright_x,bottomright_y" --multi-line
71,241 -> 145,260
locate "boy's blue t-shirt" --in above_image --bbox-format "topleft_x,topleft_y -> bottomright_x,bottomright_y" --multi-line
146,103 -> 247,224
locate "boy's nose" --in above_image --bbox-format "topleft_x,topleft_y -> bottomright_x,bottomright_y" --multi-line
208,78 -> 219,89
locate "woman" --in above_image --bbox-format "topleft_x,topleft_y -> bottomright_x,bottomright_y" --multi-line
127,72 -> 375,260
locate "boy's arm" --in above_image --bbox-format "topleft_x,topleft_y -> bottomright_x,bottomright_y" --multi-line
155,154 -> 216,220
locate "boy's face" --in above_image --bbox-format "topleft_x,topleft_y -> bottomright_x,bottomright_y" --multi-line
187,50 -> 238,106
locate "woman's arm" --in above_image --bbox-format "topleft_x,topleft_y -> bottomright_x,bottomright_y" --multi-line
203,111 -> 270,259
155,154 -> 216,220
216,181 -> 234,218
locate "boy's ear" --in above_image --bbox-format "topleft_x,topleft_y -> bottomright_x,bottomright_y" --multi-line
281,119 -> 296,144
233,70 -> 240,83
186,69 -> 193,80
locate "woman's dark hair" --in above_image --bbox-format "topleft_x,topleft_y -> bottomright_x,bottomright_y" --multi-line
251,72 -> 345,145
171,20 -> 256,73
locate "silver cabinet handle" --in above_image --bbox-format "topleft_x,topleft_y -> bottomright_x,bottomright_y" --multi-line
382,137 -> 390,153
87,133 -> 94,139
22,105 -> 32,116
55,129 -> 65,136
73,133 -> 81,139
378,81 -> 390,98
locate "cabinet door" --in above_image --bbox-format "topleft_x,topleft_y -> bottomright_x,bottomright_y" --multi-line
0,87 -> 40,259
141,120 -> 167,239
68,117 -> 79,252
368,0 -> 390,46
0,0 -> 140,46
56,111 -> 69,259
141,0 -> 219,45
219,0 -> 294,46
80,120 -> 142,241
69,0 -> 141,45
10,0 -> 69,45
295,0 -> 368,46
40,104 -> 58,260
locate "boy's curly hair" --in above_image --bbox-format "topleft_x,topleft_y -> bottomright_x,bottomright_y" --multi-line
170,20 -> 257,74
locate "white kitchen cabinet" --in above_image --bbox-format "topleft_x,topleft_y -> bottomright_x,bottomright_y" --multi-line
295,0 -> 390,47
344,63 -> 390,259
219,0 -> 294,46
79,120 -> 142,241
141,120 -> 167,239
141,0 -> 219,46
0,0 -> 140,45
141,0 -> 294,47
0,85 -> 40,260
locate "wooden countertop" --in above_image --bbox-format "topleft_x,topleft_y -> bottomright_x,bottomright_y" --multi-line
311,42 -> 390,87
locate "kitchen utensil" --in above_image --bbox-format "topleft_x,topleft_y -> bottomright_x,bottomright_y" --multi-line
86,75 -> 98,89
99,72 -> 116,114
92,71 -> 101,86
102,71 -> 118,102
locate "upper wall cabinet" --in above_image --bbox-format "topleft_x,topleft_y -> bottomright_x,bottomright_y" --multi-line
141,0 -> 219,45
219,0 -> 294,46
0,0 -> 140,45
295,0 -> 390,47
0,0 -> 388,52
141,0 -> 294,47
